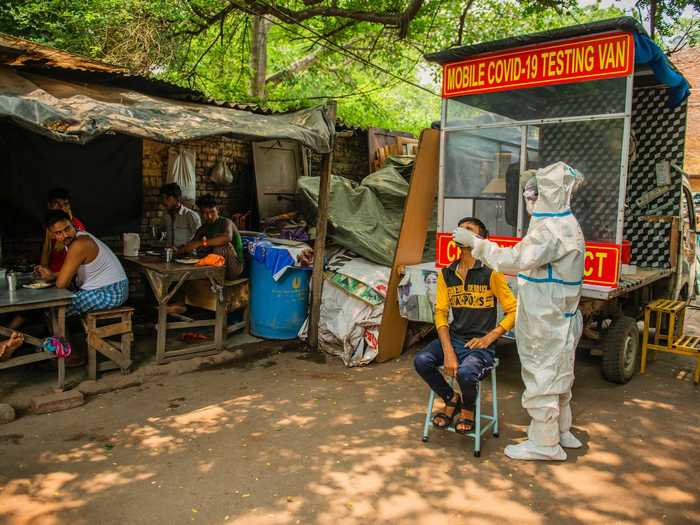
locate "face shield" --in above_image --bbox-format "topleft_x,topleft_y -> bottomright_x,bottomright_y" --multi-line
523,176 -> 538,215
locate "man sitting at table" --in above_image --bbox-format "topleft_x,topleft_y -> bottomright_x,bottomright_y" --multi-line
9,188 -> 87,331
177,194 -> 244,280
41,187 -> 86,273
36,210 -> 129,316
160,183 -> 201,249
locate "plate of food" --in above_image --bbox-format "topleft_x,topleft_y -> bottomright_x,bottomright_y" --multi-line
175,258 -> 200,265
23,281 -> 54,290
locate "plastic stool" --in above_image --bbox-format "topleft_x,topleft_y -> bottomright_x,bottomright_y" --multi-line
421,358 -> 499,457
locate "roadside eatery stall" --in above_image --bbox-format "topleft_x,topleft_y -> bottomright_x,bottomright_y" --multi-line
392,17 -> 695,383
0,35 -> 336,389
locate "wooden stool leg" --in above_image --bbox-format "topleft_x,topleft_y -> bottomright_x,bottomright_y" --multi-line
120,332 -> 133,374
641,307 -> 650,374
668,311 -> 677,351
88,345 -> 97,380
694,355 -> 700,385
57,357 -> 66,391
654,310 -> 662,345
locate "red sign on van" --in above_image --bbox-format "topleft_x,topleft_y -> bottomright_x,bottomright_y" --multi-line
435,233 -> 621,287
442,32 -> 634,98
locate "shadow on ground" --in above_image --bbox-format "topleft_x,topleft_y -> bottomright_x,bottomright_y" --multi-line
1,335 -> 699,524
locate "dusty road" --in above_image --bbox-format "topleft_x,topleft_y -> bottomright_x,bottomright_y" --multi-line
1,335 -> 699,525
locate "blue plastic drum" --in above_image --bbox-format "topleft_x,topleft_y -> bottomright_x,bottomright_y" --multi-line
249,256 -> 311,340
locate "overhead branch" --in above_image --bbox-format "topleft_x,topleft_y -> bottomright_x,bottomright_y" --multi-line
265,35 -> 363,86
190,0 -> 425,39
456,0 -> 475,46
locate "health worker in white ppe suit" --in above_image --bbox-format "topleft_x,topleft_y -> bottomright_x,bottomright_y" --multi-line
453,162 -> 585,461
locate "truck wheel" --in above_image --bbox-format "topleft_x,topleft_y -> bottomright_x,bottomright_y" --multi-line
601,316 -> 639,384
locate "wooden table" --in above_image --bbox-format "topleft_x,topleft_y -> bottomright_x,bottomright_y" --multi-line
0,280 -> 73,390
122,256 -> 226,364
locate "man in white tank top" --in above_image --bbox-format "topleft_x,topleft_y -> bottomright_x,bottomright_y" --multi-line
36,210 -> 129,316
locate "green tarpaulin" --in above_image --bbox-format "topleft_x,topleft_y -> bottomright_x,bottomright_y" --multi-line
297,166 -> 436,266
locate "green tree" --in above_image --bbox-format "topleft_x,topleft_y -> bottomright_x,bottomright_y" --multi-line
0,1 -> 629,133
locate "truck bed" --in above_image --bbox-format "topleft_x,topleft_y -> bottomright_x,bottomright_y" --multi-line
582,267 -> 672,300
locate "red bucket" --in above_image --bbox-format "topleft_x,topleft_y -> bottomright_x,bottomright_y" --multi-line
621,240 -> 631,264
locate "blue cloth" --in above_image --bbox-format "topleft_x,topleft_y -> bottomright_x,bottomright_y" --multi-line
67,279 -> 129,317
633,32 -> 690,108
414,334 -> 495,409
249,239 -> 296,281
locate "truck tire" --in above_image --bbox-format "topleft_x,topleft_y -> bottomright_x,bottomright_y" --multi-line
601,316 -> 639,384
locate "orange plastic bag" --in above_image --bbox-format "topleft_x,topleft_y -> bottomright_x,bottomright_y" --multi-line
196,254 -> 225,267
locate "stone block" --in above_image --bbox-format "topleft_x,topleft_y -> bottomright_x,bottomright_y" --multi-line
30,390 -> 84,414
0,403 -> 15,424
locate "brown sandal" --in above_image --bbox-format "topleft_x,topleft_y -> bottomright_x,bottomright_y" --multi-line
432,395 -> 461,429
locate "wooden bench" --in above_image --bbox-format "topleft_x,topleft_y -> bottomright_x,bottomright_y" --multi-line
641,299 -> 700,384
82,306 -> 134,380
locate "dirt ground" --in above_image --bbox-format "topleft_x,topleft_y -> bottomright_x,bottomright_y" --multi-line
2,318 -> 700,525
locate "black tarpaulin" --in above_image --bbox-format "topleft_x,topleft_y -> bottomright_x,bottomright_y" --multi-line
0,122 -> 142,237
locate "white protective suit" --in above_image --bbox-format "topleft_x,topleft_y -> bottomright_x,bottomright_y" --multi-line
455,162 -> 585,460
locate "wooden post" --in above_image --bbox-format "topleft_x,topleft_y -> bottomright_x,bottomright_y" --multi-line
376,128 -> 440,362
309,102 -> 336,350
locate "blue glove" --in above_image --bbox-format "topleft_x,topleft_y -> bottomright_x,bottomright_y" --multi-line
452,227 -> 479,248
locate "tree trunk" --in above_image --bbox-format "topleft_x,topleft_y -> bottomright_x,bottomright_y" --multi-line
649,0 -> 657,39
250,16 -> 270,101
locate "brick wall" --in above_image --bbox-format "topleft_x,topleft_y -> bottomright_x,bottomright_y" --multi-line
673,47 -> 700,187
141,137 -> 254,236
309,129 -> 369,182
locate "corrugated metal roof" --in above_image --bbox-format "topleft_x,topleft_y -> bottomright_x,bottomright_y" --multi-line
0,31 -> 276,115
0,33 -> 128,73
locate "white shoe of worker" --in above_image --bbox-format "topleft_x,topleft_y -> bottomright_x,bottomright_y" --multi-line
559,431 -> 582,449
504,440 -> 567,461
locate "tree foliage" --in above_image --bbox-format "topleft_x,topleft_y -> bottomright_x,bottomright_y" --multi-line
1,0 -> 689,135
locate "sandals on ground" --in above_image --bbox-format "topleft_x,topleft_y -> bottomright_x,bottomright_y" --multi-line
432,395 -> 461,429
454,416 -> 475,435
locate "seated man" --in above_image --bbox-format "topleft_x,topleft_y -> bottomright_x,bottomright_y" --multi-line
36,210 -> 129,317
414,217 -> 516,434
41,187 -> 86,273
160,183 -> 201,249
9,187 -> 86,331
177,194 -> 244,281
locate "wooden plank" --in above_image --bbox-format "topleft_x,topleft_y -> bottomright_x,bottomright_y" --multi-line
166,319 -> 216,330
93,321 -> 132,339
670,217 -> 679,270
0,298 -> 71,315
156,303 -> 168,363
57,357 -> 65,391
86,306 -> 134,319
163,271 -> 192,304
0,326 -> 44,348
160,342 -> 218,359
159,348 -> 220,363
309,102 -> 337,351
166,311 -> 195,322
376,128 -> 440,362
88,335 -> 131,369
227,320 -> 248,334
0,351 -> 55,369
214,290 -> 225,351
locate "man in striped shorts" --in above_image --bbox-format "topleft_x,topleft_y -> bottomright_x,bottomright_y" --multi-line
36,210 -> 129,316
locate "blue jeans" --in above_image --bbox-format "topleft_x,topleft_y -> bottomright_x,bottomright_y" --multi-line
414,334 -> 495,410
